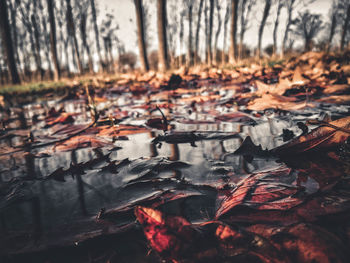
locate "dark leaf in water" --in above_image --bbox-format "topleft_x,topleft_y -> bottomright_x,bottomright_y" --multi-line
146,117 -> 168,131
153,131 -> 239,145
282,128 -> 295,142
233,136 -> 271,158
214,112 -> 256,124
47,167 -> 66,182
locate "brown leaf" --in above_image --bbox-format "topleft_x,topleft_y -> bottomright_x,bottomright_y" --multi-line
98,125 -> 149,137
247,93 -> 313,111
273,116 -> 350,156
54,135 -> 111,151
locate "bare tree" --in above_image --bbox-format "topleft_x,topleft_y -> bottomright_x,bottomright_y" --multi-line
257,0 -> 271,58
207,0 -> 214,65
222,0 -> 230,64
66,0 -> 83,74
17,0 -> 43,79
221,0 -> 231,64
340,1 -> 350,50
47,0 -> 61,80
167,0 -> 179,67
281,0 -> 296,56
80,12 -> 94,73
7,0 -> 21,71
326,0 -> 338,52
213,0 -> 222,64
229,0 -> 239,63
195,0 -> 204,64
134,0 -> 149,72
294,11 -> 323,51
272,0 -> 283,55
239,0 -> 255,59
186,0 -> 194,66
0,0 -> 20,83
100,13 -> 118,72
204,1 -> 209,62
90,0 -> 103,71
157,0 -> 169,71
179,9 -> 185,66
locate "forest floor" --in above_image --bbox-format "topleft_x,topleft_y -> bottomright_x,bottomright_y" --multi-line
0,51 -> 350,263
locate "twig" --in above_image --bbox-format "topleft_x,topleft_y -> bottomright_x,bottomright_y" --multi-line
155,105 -> 168,132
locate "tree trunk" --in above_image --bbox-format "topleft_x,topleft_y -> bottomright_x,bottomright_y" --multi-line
0,0 -> 21,84
80,13 -> 94,73
90,0 -> 103,71
273,0 -> 282,55
207,0 -> 214,66
305,38 -> 312,52
257,0 -> 271,58
157,0 -> 169,72
204,1 -> 208,62
340,4 -> 350,51
222,1 -> 230,64
195,0 -> 204,65
187,3 -> 193,67
282,0 -> 295,57
214,0 -> 222,64
327,13 -> 336,52
66,0 -> 83,74
239,0 -> 247,60
135,0 -> 149,72
179,14 -> 184,67
229,0 -> 239,64
8,0 -> 21,73
47,0 -> 61,80
31,14 -> 44,80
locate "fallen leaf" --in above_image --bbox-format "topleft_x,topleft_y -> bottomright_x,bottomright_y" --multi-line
54,135 -> 111,151
134,206 -> 196,260
215,166 -> 304,219
273,116 -> 350,156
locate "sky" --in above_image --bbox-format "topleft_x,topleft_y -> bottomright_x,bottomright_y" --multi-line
97,0 -> 332,58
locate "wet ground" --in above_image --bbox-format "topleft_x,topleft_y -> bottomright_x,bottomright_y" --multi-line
0,75 -> 350,262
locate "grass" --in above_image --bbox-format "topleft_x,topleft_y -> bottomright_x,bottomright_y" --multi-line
0,81 -> 67,96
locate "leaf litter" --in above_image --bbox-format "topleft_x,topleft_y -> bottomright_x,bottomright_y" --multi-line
1,52 -> 350,262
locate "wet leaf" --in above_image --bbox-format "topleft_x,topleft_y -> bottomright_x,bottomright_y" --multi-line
45,112 -> 75,127
216,166 -> 304,219
54,135 -> 111,151
135,206 -> 197,259
273,116 -> 350,156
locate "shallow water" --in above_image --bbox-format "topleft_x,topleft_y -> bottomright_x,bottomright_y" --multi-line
1,81 -> 350,262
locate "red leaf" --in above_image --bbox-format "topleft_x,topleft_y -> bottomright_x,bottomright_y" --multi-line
45,112 -> 75,126
215,166 -> 303,219
134,206 -> 195,259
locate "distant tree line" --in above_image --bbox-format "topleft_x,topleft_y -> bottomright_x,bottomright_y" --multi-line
0,0 -> 350,84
